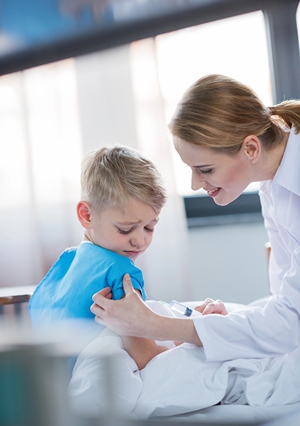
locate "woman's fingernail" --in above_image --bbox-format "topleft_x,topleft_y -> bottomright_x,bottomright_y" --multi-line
125,273 -> 130,280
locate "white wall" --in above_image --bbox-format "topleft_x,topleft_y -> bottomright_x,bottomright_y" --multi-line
187,221 -> 270,305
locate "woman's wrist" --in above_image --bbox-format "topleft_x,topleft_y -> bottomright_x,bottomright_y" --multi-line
149,314 -> 202,346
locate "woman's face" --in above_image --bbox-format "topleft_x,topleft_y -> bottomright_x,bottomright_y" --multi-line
173,136 -> 254,206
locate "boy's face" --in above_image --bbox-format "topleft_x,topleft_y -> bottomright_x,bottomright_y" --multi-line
85,197 -> 160,262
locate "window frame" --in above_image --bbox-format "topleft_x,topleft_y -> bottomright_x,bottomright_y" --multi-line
184,192 -> 263,227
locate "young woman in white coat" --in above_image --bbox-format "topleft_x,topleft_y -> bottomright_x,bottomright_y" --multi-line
90,74 -> 300,362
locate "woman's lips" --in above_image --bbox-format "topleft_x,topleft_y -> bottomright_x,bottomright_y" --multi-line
206,187 -> 221,197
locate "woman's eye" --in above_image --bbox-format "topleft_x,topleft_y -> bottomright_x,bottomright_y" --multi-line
199,168 -> 213,174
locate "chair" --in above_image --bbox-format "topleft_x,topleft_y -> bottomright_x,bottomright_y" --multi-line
0,285 -> 36,318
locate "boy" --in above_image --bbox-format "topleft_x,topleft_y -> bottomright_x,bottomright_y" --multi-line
29,146 -> 169,369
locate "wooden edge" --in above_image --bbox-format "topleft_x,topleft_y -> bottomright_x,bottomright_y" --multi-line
0,294 -> 32,306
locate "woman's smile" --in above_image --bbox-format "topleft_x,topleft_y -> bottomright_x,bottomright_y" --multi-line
205,187 -> 222,197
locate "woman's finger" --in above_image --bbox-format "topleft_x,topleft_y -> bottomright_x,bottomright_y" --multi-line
194,298 -> 214,313
202,300 -> 228,316
92,286 -> 112,301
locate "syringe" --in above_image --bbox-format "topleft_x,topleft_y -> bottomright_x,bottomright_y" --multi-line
168,300 -> 202,318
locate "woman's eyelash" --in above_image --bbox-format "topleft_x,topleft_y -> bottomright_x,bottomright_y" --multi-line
199,168 -> 213,174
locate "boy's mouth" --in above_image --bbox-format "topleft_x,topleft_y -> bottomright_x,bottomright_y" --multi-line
124,250 -> 143,257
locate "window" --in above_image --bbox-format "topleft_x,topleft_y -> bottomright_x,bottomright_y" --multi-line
0,59 -> 82,288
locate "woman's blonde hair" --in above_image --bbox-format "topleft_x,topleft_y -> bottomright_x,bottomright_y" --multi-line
81,146 -> 166,213
169,74 -> 300,154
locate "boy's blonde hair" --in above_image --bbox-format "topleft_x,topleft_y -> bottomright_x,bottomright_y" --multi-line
81,146 -> 166,213
169,74 -> 300,155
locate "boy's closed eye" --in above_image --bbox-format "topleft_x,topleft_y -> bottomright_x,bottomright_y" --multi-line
117,228 -> 133,235
117,227 -> 154,235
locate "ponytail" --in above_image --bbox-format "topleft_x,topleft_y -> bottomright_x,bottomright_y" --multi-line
269,100 -> 300,133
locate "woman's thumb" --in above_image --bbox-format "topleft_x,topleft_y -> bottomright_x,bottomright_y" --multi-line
123,273 -> 133,293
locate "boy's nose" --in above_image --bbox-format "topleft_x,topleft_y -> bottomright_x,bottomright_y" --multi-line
130,231 -> 145,247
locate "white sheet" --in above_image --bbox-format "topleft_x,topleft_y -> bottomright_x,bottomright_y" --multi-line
69,301 -> 300,421
162,404 -> 300,425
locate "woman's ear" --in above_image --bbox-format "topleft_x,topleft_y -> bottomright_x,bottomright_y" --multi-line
76,201 -> 92,229
242,135 -> 261,164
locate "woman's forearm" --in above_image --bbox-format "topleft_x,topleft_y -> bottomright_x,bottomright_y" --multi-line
148,314 -> 202,345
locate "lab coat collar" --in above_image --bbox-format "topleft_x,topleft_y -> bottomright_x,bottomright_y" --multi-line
272,127 -> 300,196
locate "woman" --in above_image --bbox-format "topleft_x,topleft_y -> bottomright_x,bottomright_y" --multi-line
90,74 -> 300,361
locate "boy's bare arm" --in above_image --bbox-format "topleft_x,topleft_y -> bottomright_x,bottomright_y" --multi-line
100,288 -> 170,369
122,336 -> 169,370
120,288 -> 169,370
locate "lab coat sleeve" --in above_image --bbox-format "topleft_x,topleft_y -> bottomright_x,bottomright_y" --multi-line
194,245 -> 300,361
260,188 -> 294,294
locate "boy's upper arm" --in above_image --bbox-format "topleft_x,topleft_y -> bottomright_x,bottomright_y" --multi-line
107,260 -> 147,301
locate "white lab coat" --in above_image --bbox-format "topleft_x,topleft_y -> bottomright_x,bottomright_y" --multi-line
194,128 -> 300,361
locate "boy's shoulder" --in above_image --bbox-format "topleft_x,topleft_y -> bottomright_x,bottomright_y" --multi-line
78,242 -> 134,265
54,246 -> 78,266
64,246 -> 78,253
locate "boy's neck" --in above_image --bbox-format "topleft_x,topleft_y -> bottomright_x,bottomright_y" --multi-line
82,232 -> 94,244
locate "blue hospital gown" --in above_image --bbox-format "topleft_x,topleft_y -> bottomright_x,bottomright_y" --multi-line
29,241 -> 146,326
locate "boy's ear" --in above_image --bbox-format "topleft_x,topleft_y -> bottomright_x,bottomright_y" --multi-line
242,135 -> 261,164
76,201 -> 92,229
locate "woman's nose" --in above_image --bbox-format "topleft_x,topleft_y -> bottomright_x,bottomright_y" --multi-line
191,171 -> 205,191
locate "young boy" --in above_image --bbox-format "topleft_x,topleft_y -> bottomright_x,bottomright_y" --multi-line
29,146 -> 169,369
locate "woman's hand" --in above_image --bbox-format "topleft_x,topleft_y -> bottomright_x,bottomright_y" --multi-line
91,274 -> 157,338
194,298 -> 228,316
91,274 -> 202,346
99,286 -> 112,300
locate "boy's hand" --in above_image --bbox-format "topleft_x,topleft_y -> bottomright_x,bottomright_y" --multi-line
194,298 -> 228,316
